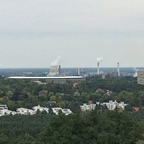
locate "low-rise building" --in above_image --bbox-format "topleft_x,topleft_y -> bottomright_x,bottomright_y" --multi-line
80,103 -> 96,111
52,107 -> 63,115
33,105 -> 49,113
0,105 -> 16,116
0,104 -> 72,116
16,108 -> 35,115
62,109 -> 72,115
80,100 -> 127,111
52,107 -> 72,115
137,70 -> 144,85
100,100 -> 127,110
0,104 -> 8,110
0,109 -> 17,116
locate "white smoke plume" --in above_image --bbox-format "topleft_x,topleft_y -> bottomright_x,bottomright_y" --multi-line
133,67 -> 138,72
51,56 -> 61,66
97,57 -> 104,63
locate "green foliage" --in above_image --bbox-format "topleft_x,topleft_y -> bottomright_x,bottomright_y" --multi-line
40,110 -> 144,144
0,76 -> 143,109
0,76 -> 144,143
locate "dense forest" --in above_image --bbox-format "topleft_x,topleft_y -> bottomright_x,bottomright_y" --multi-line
0,76 -> 144,143
0,110 -> 144,143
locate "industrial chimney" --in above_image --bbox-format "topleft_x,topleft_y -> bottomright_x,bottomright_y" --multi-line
97,62 -> 100,75
58,65 -> 61,75
117,62 -> 120,76
96,57 -> 104,75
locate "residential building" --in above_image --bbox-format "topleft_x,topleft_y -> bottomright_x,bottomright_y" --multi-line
52,107 -> 72,115
80,103 -> 96,111
80,100 -> 127,112
101,100 -> 127,110
33,105 -> 49,113
61,109 -> 72,115
137,70 -> 144,85
0,104 -> 72,117
16,108 -> 35,115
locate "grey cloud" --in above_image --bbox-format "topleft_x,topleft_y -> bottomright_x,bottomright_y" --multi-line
0,0 -> 144,68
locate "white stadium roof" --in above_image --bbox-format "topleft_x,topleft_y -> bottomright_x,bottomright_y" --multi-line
8,76 -> 84,79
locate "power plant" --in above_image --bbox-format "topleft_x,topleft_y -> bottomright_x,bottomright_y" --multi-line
48,65 -> 61,76
7,55 -> 133,82
8,56 -> 84,83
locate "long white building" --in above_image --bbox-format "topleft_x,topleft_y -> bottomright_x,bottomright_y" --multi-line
8,76 -> 85,83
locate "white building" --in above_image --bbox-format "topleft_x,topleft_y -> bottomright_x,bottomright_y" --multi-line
100,100 -> 127,110
0,105 -> 8,110
52,107 -> 63,115
80,104 -> 96,111
0,105 -> 16,116
0,104 -> 72,116
61,109 -> 72,115
16,108 -> 35,115
137,70 -> 144,85
33,105 -> 49,113
80,101 -> 127,111
0,109 -> 16,116
52,107 -> 72,115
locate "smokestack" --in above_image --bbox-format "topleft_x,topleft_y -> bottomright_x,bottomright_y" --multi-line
59,65 -> 61,75
97,62 -> 100,75
96,57 -> 104,75
117,62 -> 120,76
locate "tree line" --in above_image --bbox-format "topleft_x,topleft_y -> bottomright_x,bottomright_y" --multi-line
0,76 -> 143,111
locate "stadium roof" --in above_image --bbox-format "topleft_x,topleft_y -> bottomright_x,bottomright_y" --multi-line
8,76 -> 84,79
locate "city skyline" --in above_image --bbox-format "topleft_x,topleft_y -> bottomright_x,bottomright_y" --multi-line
0,0 -> 144,68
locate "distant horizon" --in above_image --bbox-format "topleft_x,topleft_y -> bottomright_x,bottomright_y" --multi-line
0,66 -> 143,69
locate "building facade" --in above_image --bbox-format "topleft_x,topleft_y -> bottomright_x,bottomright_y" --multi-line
137,70 -> 144,85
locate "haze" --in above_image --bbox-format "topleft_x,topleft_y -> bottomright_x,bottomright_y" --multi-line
0,0 -> 144,68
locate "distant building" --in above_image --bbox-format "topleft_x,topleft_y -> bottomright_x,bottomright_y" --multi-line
137,70 -> 144,85
0,105 -> 8,110
133,107 -> 139,112
0,105 -> 16,116
0,104 -> 72,117
16,108 -> 35,115
51,107 -> 72,115
61,109 -> 72,115
48,65 -> 59,76
32,105 -> 49,113
80,104 -> 96,111
80,100 -> 127,112
8,76 -> 85,84
8,63 -> 85,83
102,74 -> 106,79
101,100 -> 127,110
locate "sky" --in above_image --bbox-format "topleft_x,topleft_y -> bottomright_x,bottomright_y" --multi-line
0,0 -> 144,68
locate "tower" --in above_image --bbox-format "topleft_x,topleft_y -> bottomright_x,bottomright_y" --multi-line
97,62 -> 100,75
117,62 -> 120,76
58,65 -> 61,75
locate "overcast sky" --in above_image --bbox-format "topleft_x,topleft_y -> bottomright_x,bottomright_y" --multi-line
0,0 -> 144,68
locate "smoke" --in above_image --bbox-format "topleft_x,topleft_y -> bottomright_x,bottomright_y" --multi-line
133,67 -> 138,72
97,57 -> 104,63
51,56 -> 61,66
